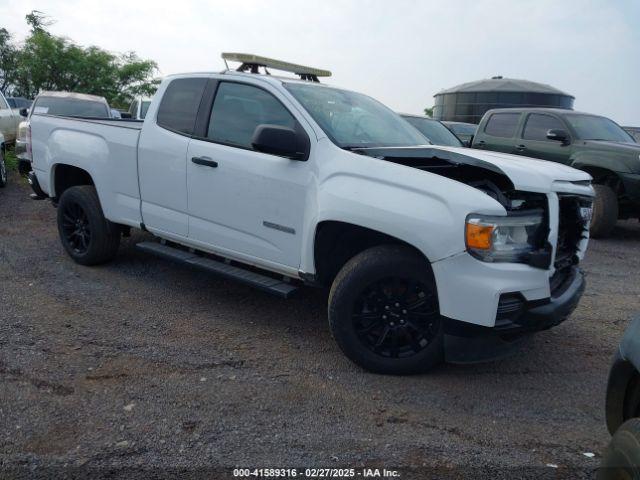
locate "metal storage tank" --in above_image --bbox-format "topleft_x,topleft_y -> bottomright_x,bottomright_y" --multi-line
432,76 -> 574,124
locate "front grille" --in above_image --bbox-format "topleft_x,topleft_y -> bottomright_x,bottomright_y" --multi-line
555,195 -> 591,270
551,194 -> 591,294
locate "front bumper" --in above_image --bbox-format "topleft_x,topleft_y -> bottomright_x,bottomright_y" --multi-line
493,267 -> 585,334
443,267 -> 585,337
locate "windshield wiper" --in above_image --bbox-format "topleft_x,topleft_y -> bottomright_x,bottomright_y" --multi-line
340,144 -> 374,151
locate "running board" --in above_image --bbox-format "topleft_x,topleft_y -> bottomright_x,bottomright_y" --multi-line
136,241 -> 298,298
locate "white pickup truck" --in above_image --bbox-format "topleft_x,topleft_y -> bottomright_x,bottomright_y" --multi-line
28,54 -> 595,374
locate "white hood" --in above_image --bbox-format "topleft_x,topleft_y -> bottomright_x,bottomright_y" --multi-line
432,146 -> 592,193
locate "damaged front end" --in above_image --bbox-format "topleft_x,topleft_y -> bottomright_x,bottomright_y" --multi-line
356,146 -> 553,269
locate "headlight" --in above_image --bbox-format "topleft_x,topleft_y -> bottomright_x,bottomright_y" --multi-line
465,212 -> 545,263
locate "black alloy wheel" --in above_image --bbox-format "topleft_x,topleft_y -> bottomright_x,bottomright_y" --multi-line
60,200 -> 92,254
352,277 -> 440,359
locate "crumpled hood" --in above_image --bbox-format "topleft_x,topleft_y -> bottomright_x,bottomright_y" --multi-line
357,145 -> 592,193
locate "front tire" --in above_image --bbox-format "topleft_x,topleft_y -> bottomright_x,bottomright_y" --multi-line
57,185 -> 120,265
328,245 -> 443,375
597,418 -> 640,480
0,150 -> 7,188
590,184 -> 618,238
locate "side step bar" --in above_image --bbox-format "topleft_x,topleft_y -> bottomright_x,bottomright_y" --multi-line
136,241 -> 298,299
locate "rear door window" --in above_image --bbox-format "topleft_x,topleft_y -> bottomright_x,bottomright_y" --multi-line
156,78 -> 208,135
522,114 -> 565,141
484,113 -> 520,138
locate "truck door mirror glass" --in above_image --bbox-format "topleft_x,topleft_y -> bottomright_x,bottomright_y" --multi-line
251,124 -> 306,160
546,129 -> 570,144
19,108 -> 29,117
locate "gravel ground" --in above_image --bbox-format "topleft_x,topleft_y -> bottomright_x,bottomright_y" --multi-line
1,171 -> 639,479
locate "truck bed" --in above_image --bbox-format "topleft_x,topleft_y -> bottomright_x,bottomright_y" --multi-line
30,114 -> 145,228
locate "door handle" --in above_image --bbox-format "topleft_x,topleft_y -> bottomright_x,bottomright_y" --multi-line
515,144 -> 527,151
191,156 -> 218,168
476,140 -> 485,147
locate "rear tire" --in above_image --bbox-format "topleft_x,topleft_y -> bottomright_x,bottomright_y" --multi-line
0,150 -> 7,188
597,418 -> 640,480
591,184 -> 618,238
57,185 -> 120,265
328,245 -> 443,375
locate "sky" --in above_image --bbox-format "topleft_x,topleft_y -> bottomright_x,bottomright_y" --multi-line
1,0 -> 639,125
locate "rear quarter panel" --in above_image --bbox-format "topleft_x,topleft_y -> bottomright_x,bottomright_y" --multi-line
31,115 -> 143,226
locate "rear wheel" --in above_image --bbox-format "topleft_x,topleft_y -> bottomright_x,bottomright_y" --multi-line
328,245 -> 443,375
0,150 -> 7,188
590,184 -> 618,238
57,185 -> 120,265
598,418 -> 640,480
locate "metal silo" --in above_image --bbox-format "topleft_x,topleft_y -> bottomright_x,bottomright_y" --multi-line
432,76 -> 574,124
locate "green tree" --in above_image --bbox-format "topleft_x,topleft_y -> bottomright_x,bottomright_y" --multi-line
0,28 -> 18,93
423,106 -> 434,117
2,10 -> 159,108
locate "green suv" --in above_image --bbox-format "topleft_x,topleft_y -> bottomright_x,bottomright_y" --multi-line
472,108 -> 640,237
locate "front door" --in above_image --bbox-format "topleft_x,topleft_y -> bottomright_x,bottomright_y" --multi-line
186,81 -> 311,269
516,113 -> 572,164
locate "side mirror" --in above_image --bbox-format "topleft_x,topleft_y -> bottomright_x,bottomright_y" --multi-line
546,129 -> 570,144
120,112 -> 132,119
251,124 -> 308,160
19,108 -> 29,117
464,136 -> 473,147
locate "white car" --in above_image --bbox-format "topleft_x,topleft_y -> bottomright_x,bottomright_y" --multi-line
0,90 -> 22,144
27,54 -> 595,374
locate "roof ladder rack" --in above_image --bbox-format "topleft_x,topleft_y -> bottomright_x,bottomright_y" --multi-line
222,53 -> 331,82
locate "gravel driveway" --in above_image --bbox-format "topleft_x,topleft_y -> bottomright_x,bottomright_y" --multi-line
1,172 -> 639,479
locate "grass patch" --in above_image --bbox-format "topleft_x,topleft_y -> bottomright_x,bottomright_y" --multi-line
4,145 -> 18,171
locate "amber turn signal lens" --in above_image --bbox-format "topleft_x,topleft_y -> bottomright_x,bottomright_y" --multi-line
466,223 -> 494,250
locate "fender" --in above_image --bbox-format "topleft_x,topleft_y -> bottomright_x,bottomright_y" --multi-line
299,142 -> 507,275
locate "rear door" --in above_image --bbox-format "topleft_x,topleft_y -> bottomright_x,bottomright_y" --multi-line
138,77 -> 208,237
185,80 -> 311,269
474,112 -> 521,153
516,113 -> 573,164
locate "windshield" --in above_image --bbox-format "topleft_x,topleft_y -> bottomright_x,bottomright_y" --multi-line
140,101 -> 151,119
565,114 -> 634,143
285,83 -> 427,149
402,116 -> 461,147
33,96 -> 109,118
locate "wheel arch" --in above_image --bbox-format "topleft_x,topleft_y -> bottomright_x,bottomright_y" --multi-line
311,220 -> 431,287
51,163 -> 95,200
